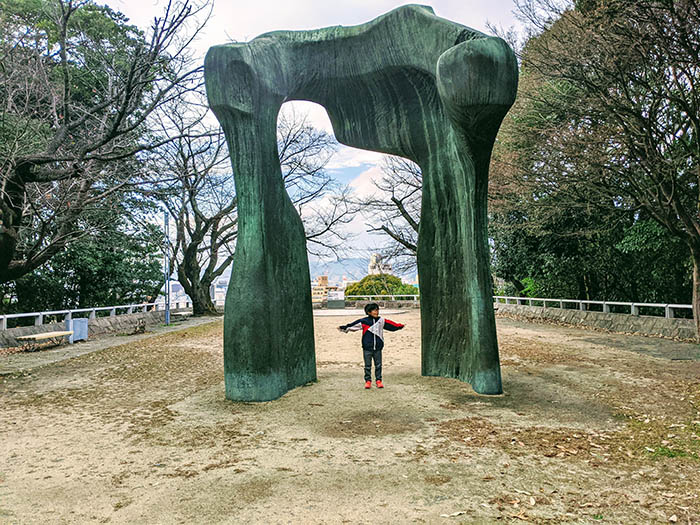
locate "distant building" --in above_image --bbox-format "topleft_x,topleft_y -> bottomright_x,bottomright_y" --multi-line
368,253 -> 392,275
209,278 -> 229,305
311,274 -> 338,303
157,280 -> 190,306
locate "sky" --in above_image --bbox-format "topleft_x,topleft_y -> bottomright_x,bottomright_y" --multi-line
104,0 -> 522,260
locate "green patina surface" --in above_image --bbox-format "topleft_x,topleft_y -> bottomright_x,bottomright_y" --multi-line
205,5 -> 518,401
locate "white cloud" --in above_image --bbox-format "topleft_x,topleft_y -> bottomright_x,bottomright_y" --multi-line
277,101 -> 387,169
327,148 -> 388,171
297,164 -> 393,252
280,100 -> 333,134
107,1 -> 521,174
108,1 -> 521,62
348,165 -> 385,199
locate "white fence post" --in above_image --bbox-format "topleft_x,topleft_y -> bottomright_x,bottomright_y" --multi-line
34,313 -> 43,326
110,308 -> 116,317
665,305 -> 673,319
0,315 -> 6,330
631,304 -> 640,316
579,302 -> 586,312
603,303 -> 610,313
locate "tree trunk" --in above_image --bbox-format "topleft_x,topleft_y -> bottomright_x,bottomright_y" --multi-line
0,171 -> 26,283
691,246 -> 700,341
177,231 -> 219,317
510,277 -> 526,296
176,263 -> 218,317
576,274 -> 587,300
190,281 -> 218,316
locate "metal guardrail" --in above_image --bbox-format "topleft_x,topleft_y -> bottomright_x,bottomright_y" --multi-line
493,296 -> 693,319
345,294 -> 420,302
343,294 -> 692,319
0,300 -> 193,331
3,293 -> 691,330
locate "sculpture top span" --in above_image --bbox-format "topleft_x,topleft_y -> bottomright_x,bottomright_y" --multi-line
205,4 -> 517,165
205,5 -> 518,401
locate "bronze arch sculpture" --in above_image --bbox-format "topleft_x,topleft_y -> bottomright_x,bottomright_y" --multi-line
204,5 -> 518,401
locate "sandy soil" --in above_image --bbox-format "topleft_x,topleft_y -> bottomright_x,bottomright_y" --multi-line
1,311 -> 699,524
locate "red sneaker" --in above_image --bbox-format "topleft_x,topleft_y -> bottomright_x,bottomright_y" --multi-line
365,380 -> 372,389
376,380 -> 384,389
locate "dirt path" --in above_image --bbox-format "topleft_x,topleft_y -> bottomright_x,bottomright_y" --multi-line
0,315 -> 219,375
1,313 -> 699,524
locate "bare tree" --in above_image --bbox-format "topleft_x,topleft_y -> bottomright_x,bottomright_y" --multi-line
359,156 -> 421,273
146,100 -> 234,316
147,104 -> 357,316
0,0 -> 210,283
277,107 -> 359,259
300,186 -> 358,259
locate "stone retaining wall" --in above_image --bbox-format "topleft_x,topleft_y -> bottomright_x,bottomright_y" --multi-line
0,309 -> 190,348
496,303 -> 696,341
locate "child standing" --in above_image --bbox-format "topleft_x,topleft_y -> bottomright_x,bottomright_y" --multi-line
338,303 -> 405,389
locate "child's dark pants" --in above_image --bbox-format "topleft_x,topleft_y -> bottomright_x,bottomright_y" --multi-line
363,348 -> 382,381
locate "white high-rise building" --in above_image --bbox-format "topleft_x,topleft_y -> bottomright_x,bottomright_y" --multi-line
368,253 -> 393,275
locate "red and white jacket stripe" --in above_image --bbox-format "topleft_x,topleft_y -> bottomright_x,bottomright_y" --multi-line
340,316 -> 404,351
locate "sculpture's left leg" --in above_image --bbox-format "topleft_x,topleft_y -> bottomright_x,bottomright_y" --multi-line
216,106 -> 317,401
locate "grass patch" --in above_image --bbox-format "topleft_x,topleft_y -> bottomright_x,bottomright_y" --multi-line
648,446 -> 699,460
622,415 -> 700,462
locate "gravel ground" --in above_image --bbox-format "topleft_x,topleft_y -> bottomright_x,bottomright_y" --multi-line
1,311 -> 699,524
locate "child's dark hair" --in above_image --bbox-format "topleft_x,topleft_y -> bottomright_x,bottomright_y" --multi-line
364,303 -> 379,315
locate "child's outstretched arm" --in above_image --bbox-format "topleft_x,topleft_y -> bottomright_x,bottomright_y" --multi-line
383,319 -> 405,331
338,318 -> 363,333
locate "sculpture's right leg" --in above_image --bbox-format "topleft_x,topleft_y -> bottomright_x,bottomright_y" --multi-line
216,106 -> 317,402
419,36 -> 518,395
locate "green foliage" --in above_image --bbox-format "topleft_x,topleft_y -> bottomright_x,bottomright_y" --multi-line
520,277 -> 542,298
490,206 -> 691,303
0,0 -> 191,284
344,274 -> 418,298
0,0 -> 144,106
574,0 -> 599,13
489,24 -> 693,305
4,209 -> 163,313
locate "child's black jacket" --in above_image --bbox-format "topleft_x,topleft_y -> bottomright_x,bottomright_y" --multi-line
339,316 -> 404,351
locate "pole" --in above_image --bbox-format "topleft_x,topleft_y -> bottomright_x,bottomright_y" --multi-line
164,210 -> 170,326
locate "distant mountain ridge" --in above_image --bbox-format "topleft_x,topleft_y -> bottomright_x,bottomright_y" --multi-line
216,257 -> 413,286
308,257 -> 368,283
